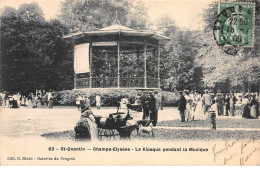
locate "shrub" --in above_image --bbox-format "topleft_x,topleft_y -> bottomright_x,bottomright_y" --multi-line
53,89 -> 180,107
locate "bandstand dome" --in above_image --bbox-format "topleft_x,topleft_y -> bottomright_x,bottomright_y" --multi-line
63,24 -> 170,90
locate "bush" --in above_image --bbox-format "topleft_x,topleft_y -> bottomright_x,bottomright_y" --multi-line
53,89 -> 180,107
162,90 -> 180,107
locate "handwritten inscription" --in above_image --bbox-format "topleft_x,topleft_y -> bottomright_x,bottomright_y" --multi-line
240,145 -> 260,166
224,153 -> 237,165
212,140 -> 238,163
212,137 -> 260,165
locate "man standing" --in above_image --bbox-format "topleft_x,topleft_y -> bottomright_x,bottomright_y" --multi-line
149,91 -> 157,126
154,91 -> 160,126
216,93 -> 224,116
202,89 -> 212,117
224,94 -> 230,116
178,91 -> 186,122
142,91 -> 150,119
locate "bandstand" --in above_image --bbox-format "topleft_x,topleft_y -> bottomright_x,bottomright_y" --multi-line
63,24 -> 170,89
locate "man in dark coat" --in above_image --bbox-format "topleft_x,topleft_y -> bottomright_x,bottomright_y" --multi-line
154,91 -> 161,126
224,94 -> 230,116
141,91 -> 150,119
178,91 -> 186,122
149,91 -> 157,126
216,93 -> 224,116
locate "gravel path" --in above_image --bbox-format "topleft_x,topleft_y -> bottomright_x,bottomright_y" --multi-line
158,118 -> 260,128
1,107 -> 259,141
41,127 -> 260,141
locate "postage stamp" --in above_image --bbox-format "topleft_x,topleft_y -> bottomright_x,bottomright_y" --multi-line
217,1 -> 255,47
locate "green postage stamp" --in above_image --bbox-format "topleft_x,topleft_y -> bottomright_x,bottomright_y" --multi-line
217,1 -> 255,47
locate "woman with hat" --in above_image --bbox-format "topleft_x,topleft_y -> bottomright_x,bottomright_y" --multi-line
47,90 -> 53,109
185,90 -> 193,121
242,94 -> 250,118
250,94 -> 259,119
193,90 -> 205,120
75,102 -> 98,141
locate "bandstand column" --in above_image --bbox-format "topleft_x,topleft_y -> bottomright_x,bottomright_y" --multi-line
117,41 -> 120,88
157,46 -> 161,88
89,43 -> 93,88
144,42 -> 147,88
74,74 -> 77,89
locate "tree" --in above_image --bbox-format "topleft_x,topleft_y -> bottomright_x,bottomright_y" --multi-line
154,14 -> 177,37
1,3 -> 74,94
198,0 -> 260,93
58,0 -> 149,32
17,2 -> 46,22
160,30 -> 204,91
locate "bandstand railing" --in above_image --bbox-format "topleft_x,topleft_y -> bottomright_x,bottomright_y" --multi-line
120,77 -> 144,88
75,77 -> 159,89
76,78 -> 90,88
147,77 -> 159,88
92,77 -> 117,88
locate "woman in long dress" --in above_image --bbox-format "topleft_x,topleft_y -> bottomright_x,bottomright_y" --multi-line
193,94 -> 206,120
96,94 -> 101,110
78,104 -> 99,141
21,96 -> 25,106
242,95 -> 250,118
48,91 -> 53,109
250,95 -> 259,119
28,94 -> 33,108
230,94 -> 237,116
184,91 -> 192,121
32,96 -> 38,108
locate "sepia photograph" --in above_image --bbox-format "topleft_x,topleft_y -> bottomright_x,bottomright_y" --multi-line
0,0 -> 259,166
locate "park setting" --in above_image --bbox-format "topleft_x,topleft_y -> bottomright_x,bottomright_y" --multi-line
0,0 -> 260,144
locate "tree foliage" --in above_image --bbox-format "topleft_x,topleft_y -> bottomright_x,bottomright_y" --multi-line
58,0 -> 148,32
1,3 -> 74,94
154,14 -> 177,37
2,0 -> 259,95
198,0 -> 260,93
160,29 -> 204,91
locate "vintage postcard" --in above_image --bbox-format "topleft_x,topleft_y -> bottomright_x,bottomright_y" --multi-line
0,0 -> 259,166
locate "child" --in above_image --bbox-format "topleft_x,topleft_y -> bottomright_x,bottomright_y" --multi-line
209,99 -> 217,130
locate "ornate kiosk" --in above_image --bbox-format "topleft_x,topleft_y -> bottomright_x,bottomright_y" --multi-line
63,24 -> 170,89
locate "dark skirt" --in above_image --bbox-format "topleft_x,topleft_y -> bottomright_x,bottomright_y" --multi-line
250,105 -> 257,118
12,100 -> 18,108
48,100 -> 53,108
242,104 -> 250,118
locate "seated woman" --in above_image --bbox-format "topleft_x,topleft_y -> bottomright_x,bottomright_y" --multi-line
75,103 -> 99,141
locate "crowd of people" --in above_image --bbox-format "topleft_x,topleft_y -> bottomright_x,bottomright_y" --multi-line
1,88 -> 259,126
178,89 -> 260,125
1,89 -> 54,109
75,91 -> 161,126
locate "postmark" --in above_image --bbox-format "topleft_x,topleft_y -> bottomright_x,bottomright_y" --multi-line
213,1 -> 255,55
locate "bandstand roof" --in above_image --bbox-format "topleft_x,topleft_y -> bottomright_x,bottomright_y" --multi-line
63,24 -> 170,46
